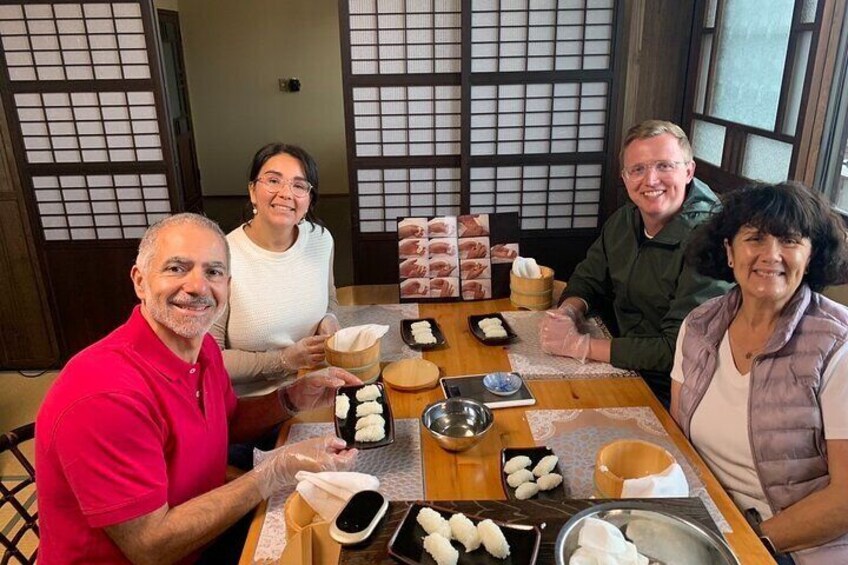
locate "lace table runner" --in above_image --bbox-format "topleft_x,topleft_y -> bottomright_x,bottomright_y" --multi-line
501,310 -> 637,379
251,418 -> 424,562
334,304 -> 421,362
526,407 -> 731,533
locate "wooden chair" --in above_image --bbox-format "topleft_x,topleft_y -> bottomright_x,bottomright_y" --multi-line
1,423 -> 37,565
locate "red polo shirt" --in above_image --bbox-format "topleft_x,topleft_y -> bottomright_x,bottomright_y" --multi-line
36,306 -> 238,564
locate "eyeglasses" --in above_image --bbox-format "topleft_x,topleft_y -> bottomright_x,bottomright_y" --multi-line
253,174 -> 312,198
622,160 -> 689,180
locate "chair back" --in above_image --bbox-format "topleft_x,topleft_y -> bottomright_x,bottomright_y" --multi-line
0,423 -> 37,565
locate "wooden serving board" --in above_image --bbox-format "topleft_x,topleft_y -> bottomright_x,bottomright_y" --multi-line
381,358 -> 440,391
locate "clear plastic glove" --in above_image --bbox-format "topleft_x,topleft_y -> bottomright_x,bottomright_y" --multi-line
540,308 -> 590,362
279,335 -> 329,371
253,435 -> 358,499
278,367 -> 362,414
316,314 -> 340,337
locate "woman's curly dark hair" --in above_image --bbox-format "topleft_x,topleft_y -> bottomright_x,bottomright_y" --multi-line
242,142 -> 326,231
686,182 -> 848,292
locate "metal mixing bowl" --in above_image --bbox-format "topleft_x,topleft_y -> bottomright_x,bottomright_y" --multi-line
421,397 -> 494,452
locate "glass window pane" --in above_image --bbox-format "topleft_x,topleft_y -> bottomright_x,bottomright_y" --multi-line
742,134 -> 792,183
691,119 -> 726,166
782,31 -> 812,136
709,0 -> 794,130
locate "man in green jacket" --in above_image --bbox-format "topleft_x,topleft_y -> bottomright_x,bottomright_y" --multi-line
541,120 -> 731,406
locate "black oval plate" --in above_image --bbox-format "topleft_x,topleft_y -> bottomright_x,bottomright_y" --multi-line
500,446 -> 566,501
334,382 -> 394,450
400,318 -> 447,350
387,502 -> 541,565
468,313 -> 518,345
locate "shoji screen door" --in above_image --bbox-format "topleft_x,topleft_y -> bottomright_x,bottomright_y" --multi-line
0,0 -> 180,359
339,0 -> 621,284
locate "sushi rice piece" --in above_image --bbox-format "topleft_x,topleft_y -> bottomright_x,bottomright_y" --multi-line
515,481 -> 540,500
532,454 -> 559,477
354,423 -> 385,443
503,455 -> 532,474
483,327 -> 508,339
506,468 -> 534,488
422,532 -> 458,565
416,506 -> 452,539
410,320 -> 431,330
334,394 -> 350,419
355,413 -> 385,430
537,472 -> 563,491
478,317 -> 503,330
477,519 -> 511,559
356,400 -> 383,417
355,384 -> 382,402
449,513 -> 481,552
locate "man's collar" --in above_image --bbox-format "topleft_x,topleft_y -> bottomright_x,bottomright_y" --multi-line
123,306 -> 208,381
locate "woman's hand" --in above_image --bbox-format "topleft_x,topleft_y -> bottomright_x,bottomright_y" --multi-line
279,335 -> 329,371
398,239 -> 425,257
400,258 -> 427,278
459,240 -> 487,259
316,314 -> 340,336
279,367 -> 361,413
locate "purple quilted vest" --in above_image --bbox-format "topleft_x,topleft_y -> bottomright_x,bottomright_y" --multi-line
675,285 -> 848,564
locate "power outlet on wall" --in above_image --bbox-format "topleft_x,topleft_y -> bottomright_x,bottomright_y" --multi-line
278,77 -> 301,92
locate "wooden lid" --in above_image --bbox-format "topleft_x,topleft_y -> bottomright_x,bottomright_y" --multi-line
382,358 -> 441,391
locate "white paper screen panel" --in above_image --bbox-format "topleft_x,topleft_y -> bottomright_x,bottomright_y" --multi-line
471,0 -> 613,73
348,0 -> 461,75
33,173 -> 169,241
0,3 -> 150,81
469,163 -> 600,229
357,167 -> 461,232
353,85 -> 461,156
470,81 -> 607,155
14,91 -> 162,164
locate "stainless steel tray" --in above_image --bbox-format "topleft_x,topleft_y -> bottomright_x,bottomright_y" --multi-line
554,501 -> 740,565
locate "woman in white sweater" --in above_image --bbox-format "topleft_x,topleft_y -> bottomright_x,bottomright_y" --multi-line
211,143 -> 340,401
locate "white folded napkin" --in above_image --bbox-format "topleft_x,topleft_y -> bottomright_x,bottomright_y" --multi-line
620,462 -> 689,498
512,256 -> 542,279
295,471 -> 380,522
332,324 -> 389,352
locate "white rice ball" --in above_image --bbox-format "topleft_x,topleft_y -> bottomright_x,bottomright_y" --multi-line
477,519 -> 510,559
537,472 -> 563,491
356,400 -> 383,417
334,395 -> 350,419
355,413 -> 385,430
478,317 -> 502,330
354,423 -> 386,442
515,481 -> 540,500
483,327 -> 508,339
448,513 -> 481,552
414,332 -> 437,344
422,533 -> 458,565
416,507 -> 451,539
355,384 -> 382,402
506,468 -> 534,488
532,454 -> 559,477
503,455 -> 532,474
410,320 -> 431,330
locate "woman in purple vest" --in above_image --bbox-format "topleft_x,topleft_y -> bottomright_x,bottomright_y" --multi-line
671,182 -> 848,564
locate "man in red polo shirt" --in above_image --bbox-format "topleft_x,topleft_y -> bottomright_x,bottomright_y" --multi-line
36,213 -> 359,564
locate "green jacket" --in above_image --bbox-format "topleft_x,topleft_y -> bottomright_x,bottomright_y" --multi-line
562,179 -> 731,376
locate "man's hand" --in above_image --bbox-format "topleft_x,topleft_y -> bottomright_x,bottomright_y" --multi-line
253,435 -> 358,499
279,367 -> 361,414
279,335 -> 328,371
539,308 -> 590,362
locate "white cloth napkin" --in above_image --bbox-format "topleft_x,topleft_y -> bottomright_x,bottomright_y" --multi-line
295,471 -> 380,522
512,256 -> 542,279
332,324 -> 389,352
620,462 -> 689,498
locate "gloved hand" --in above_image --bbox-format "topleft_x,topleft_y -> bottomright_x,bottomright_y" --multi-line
540,307 -> 590,362
278,367 -> 362,414
279,335 -> 329,371
316,314 -> 340,337
253,435 -> 358,499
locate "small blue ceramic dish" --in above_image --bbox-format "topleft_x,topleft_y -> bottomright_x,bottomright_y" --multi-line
483,372 -> 523,396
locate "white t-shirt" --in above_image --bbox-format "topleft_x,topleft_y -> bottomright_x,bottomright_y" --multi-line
671,320 -> 848,518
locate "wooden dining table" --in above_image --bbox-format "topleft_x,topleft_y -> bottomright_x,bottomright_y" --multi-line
239,286 -> 774,564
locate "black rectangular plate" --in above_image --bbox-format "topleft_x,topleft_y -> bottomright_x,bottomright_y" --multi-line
440,374 -> 536,410
467,313 -> 517,345
500,446 -> 566,501
334,382 -> 394,450
387,502 -> 541,565
400,318 -> 447,350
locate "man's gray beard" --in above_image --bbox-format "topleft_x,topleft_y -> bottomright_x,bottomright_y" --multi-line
146,296 -> 219,339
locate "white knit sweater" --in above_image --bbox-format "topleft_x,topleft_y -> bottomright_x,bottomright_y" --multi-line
210,222 -> 335,397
